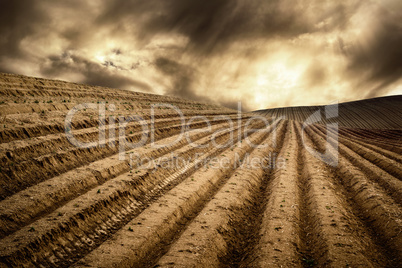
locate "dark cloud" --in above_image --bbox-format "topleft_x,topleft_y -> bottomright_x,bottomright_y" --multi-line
344,6 -> 402,98
154,57 -> 252,111
98,0 -> 344,55
304,60 -> 327,88
41,53 -> 152,91
154,57 -> 210,101
0,0 -> 400,109
0,0 -> 49,57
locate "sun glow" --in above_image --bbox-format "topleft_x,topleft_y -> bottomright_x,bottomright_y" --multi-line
95,54 -> 105,63
386,85 -> 402,96
248,62 -> 305,109
257,75 -> 268,86
270,63 -> 301,89
257,63 -> 301,89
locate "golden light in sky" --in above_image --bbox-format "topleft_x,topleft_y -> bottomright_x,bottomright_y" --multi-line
0,0 -> 401,111
95,54 -> 106,63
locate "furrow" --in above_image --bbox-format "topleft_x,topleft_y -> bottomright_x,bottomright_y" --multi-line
305,125 -> 402,266
0,116 -> 201,163
296,122 -> 388,267
317,124 -> 402,179
0,119 -> 248,237
0,109 -> 237,143
247,121 -> 303,267
153,120 -> 287,268
73,119 -> 284,268
0,116 -> 245,199
340,128 -> 402,151
313,125 -> 402,205
0,114 -> 248,165
339,130 -> 402,163
0,119 -> 267,266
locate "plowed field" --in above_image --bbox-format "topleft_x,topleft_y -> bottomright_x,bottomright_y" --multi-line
0,73 -> 401,267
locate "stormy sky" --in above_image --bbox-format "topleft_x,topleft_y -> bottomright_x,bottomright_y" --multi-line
0,0 -> 401,111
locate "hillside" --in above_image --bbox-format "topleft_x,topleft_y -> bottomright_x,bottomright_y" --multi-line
0,73 -> 401,267
255,95 -> 402,129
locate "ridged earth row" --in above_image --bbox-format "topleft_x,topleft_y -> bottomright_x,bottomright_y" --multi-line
0,73 -> 401,267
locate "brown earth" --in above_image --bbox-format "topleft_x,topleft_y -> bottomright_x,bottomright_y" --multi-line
255,95 -> 402,129
0,73 -> 401,267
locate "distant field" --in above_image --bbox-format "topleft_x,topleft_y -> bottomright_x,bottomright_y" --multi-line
255,95 -> 402,129
0,73 -> 401,267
